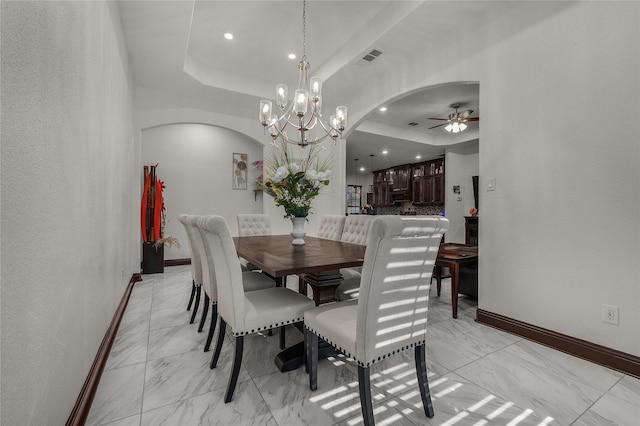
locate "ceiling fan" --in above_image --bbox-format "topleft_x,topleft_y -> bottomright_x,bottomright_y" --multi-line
428,103 -> 479,133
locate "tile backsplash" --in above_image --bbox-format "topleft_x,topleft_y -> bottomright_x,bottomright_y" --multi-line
375,201 -> 444,216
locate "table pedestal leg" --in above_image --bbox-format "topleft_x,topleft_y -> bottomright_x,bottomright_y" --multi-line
298,275 -> 307,296
275,339 -> 336,372
303,269 -> 343,306
275,271 -> 343,372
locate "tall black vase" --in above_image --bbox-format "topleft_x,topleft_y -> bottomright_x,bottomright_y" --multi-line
142,242 -> 164,274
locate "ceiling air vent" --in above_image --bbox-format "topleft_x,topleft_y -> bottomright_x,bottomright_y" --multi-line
362,49 -> 382,62
408,122 -> 419,126
357,49 -> 383,66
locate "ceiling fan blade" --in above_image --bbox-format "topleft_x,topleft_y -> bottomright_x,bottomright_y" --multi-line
428,117 -> 449,121
464,117 -> 480,122
428,123 -> 448,129
461,109 -> 474,119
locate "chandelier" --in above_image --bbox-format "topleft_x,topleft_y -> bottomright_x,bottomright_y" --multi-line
259,0 -> 347,147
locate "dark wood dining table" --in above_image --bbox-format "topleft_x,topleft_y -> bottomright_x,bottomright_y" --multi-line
233,234 -> 366,371
434,243 -> 478,319
233,234 -> 366,305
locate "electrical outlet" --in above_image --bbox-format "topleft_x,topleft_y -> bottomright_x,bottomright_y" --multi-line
601,304 -> 619,325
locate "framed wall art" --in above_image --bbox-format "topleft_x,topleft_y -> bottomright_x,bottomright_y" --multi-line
232,153 -> 248,190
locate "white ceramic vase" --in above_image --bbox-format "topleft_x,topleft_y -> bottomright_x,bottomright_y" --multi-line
290,216 -> 307,245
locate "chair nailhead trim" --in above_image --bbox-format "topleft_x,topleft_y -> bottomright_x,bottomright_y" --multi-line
305,326 -> 426,367
232,316 -> 306,336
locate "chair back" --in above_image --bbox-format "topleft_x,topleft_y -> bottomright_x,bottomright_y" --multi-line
340,215 -> 374,245
355,215 -> 448,365
317,215 -> 346,240
178,214 -> 203,286
190,215 -> 217,301
198,215 -> 246,330
237,214 -> 271,236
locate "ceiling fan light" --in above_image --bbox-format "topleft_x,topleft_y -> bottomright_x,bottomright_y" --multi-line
452,122 -> 460,133
445,123 -> 453,132
459,122 -> 467,131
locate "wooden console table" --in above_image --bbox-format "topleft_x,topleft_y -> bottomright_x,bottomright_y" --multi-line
435,243 -> 478,319
464,216 -> 478,245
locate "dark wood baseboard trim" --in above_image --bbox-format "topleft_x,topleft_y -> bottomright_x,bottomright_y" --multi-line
476,309 -> 640,379
66,273 -> 143,426
165,258 -> 191,267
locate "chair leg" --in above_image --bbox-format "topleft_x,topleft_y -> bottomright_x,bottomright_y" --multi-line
224,336 -> 244,403
210,318 -> 227,369
204,304 -> 217,352
303,327 -> 309,374
190,285 -> 201,324
279,325 -> 286,350
187,279 -> 196,310
198,294 -> 209,332
415,344 -> 435,418
308,329 -> 318,391
358,366 -> 375,426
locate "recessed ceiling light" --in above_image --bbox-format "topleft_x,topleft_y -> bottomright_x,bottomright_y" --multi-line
288,53 -> 296,60
224,33 -> 234,40
415,154 -> 422,159
379,106 -> 387,112
359,166 -> 365,172
382,149 -> 388,155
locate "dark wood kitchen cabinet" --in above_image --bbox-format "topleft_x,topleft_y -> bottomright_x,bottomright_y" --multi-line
372,159 -> 444,207
390,164 -> 411,194
372,170 -> 392,206
411,159 -> 444,206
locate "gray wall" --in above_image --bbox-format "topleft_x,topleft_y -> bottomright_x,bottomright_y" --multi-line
1,2 -> 137,424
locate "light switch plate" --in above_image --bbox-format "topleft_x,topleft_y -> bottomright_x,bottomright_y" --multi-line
487,176 -> 496,191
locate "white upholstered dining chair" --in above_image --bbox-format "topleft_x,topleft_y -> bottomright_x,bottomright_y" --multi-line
237,213 -> 271,236
199,215 -> 316,403
237,214 -> 272,271
340,214 -> 374,245
182,215 -> 276,353
304,215 -> 449,425
333,214 -> 375,300
178,214 -> 203,324
296,214 -> 347,295
316,214 -> 346,240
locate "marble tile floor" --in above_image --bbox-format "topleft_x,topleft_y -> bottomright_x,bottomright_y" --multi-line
88,266 -> 639,426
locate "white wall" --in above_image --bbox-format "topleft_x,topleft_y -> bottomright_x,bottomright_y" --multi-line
133,84 -> 348,240
445,147 -> 479,243
141,124 -> 265,260
1,2 -> 137,424
476,2 -> 639,354
340,2 -> 639,355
